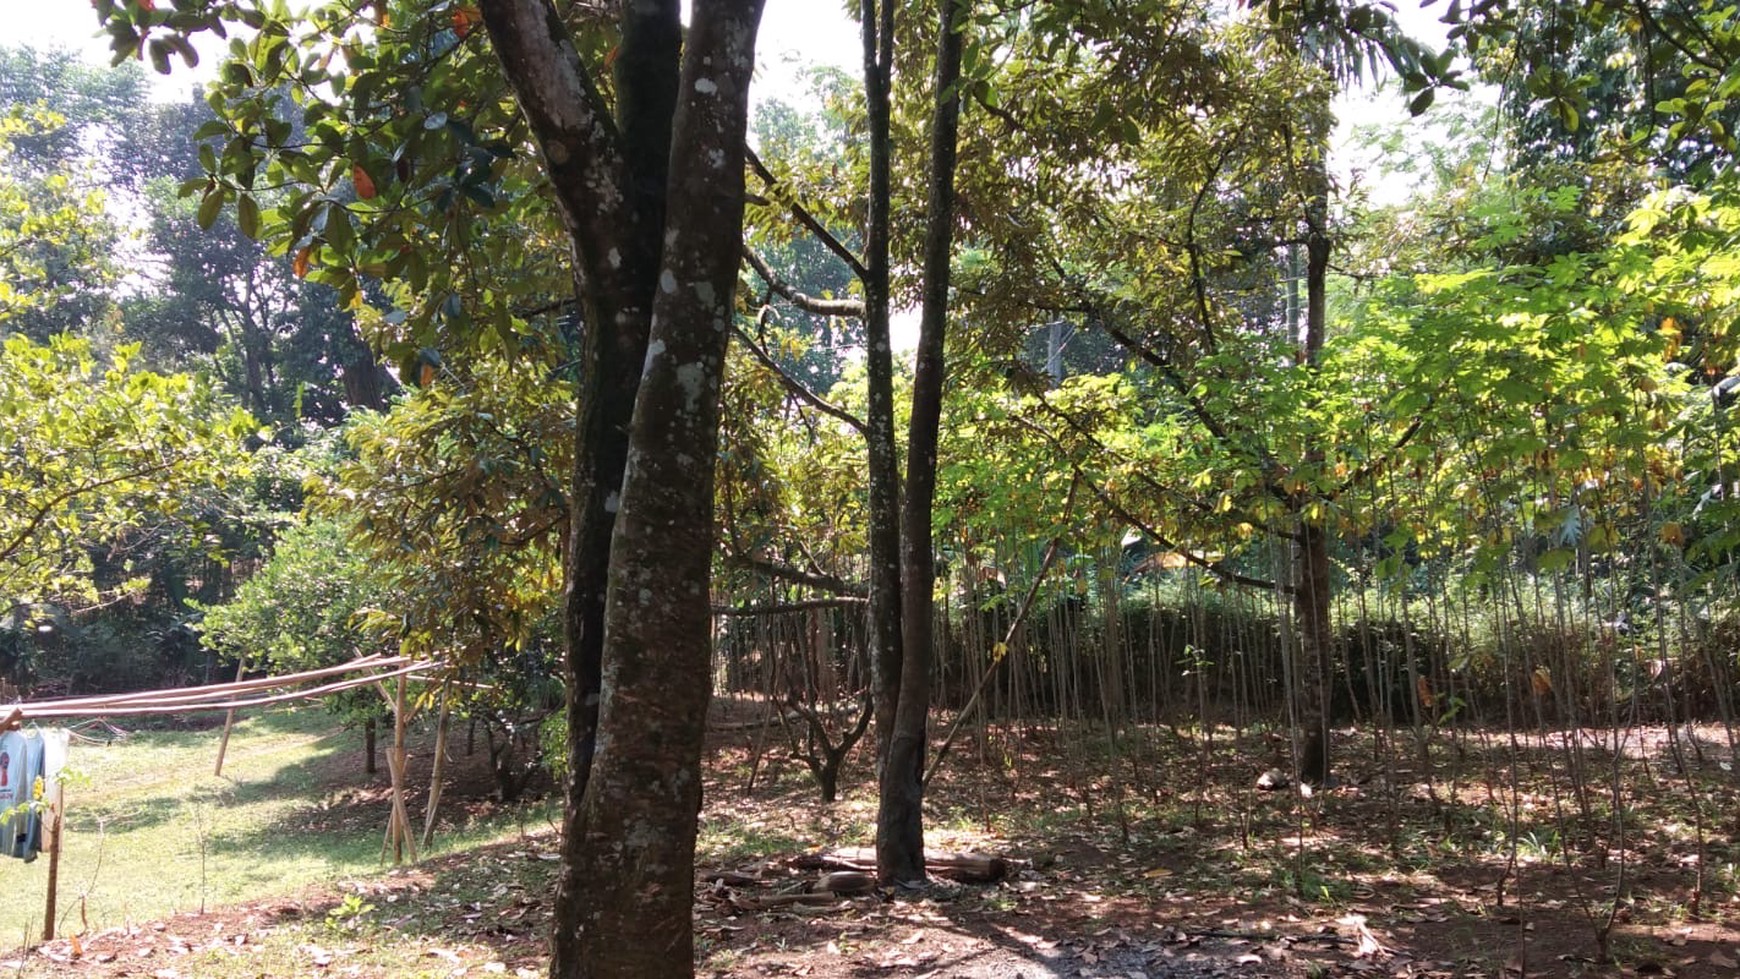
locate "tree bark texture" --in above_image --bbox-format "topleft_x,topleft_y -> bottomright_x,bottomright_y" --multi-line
859,0 -> 904,775
1294,170 -> 1334,786
879,0 -> 966,888
566,2 -> 763,976
1294,517 -> 1333,785
477,2 -> 677,975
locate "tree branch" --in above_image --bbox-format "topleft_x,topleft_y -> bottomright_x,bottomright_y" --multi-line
730,315 -> 867,436
744,247 -> 865,318
0,457 -> 188,570
726,553 -> 865,596
711,597 -> 867,615
745,147 -> 870,282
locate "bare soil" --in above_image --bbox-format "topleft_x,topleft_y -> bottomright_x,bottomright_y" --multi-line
13,702 -> 1740,978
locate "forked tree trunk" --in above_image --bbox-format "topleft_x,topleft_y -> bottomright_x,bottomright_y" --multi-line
479,1 -> 760,975
568,3 -> 761,972
879,0 -> 967,887
477,2 -> 677,975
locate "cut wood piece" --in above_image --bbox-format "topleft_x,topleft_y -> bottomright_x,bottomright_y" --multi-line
793,847 -> 1009,884
704,870 -> 765,888
727,892 -> 843,911
817,870 -> 874,895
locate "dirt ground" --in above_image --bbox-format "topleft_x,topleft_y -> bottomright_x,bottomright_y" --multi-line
11,703 -> 1740,978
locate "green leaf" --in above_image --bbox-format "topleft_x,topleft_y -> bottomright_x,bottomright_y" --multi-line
197,186 -> 225,230
236,193 -> 261,239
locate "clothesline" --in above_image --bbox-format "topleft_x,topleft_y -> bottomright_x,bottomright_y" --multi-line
0,655 -> 438,726
0,654 -> 447,939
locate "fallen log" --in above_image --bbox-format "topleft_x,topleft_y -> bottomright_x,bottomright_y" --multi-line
725,892 -> 843,911
792,847 -> 1009,884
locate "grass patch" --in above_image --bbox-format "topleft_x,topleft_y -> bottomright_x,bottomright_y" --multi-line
0,706 -> 555,946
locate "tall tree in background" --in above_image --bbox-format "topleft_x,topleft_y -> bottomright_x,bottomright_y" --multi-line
881,0 -> 969,887
0,104 -> 122,340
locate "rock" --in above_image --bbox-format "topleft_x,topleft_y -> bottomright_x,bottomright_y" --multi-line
1255,768 -> 1290,791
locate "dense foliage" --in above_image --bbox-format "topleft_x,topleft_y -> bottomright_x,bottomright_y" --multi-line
5,0 -> 1740,972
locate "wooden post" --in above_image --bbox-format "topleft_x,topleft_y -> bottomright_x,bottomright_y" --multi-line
41,782 -> 63,942
213,655 -> 250,776
421,683 -> 451,849
377,676 -> 417,864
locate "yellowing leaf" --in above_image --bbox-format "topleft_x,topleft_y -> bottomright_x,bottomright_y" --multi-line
451,5 -> 480,38
293,247 -> 312,279
353,164 -> 377,200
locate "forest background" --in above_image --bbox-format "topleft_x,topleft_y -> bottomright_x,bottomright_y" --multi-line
5,0 -> 1740,976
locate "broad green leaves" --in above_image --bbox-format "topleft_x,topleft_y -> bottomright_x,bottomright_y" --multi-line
95,0 -> 578,369
0,108 -> 122,338
309,357 -> 571,664
0,336 -> 258,606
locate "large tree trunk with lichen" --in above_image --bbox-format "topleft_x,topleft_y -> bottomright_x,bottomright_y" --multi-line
877,0 -> 966,888
568,5 -> 761,973
480,0 -> 760,975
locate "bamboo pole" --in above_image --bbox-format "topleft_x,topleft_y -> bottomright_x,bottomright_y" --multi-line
213,654 -> 251,776
8,655 -> 408,712
13,662 -> 433,720
421,683 -> 451,849
40,782 -> 62,942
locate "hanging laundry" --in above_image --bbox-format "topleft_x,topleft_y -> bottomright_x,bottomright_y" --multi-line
0,729 -> 67,861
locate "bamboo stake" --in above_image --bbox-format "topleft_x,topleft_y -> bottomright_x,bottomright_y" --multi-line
377,676 -> 417,864
213,654 -> 251,777
421,683 -> 451,849
40,782 -> 62,942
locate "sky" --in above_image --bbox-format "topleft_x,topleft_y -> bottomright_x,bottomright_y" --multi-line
0,0 -> 864,106
3,0 -> 1466,347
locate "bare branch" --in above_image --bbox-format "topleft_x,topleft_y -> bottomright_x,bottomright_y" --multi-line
744,248 -> 865,318
745,147 -> 870,282
730,316 -> 868,436
711,597 -> 867,615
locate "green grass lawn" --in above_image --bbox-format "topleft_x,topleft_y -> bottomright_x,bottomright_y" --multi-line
0,707 -> 554,946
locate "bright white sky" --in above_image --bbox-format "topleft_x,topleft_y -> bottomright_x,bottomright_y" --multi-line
4,0 -> 1461,348
2,0 -> 1458,201
0,0 -> 863,106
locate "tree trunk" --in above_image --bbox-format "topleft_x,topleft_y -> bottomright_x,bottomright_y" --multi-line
1294,161 -> 1334,786
561,2 -> 763,975
860,0 -> 904,776
476,2 -> 680,975
1295,517 -> 1333,785
363,715 -> 377,775
879,0 -> 966,888
568,4 -> 761,970
337,320 -> 391,412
